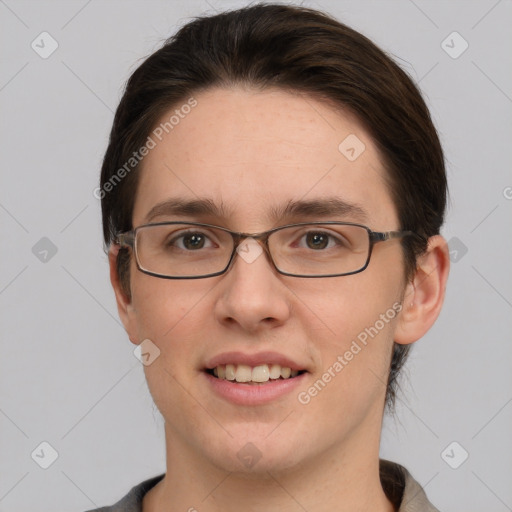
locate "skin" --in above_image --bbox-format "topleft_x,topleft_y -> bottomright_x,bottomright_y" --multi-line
109,86 -> 449,512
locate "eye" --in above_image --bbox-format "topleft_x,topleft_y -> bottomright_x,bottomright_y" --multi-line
298,230 -> 344,250
168,231 -> 215,250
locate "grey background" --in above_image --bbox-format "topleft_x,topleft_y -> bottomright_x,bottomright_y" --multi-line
1,0 -> 511,510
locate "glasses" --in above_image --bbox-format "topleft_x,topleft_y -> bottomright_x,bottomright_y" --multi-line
115,221 -> 421,279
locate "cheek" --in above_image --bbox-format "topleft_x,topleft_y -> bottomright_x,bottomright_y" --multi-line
130,277 -> 212,408
294,269 -> 403,339
295,273 -> 403,400
129,270 -> 219,376
128,257 -> 203,339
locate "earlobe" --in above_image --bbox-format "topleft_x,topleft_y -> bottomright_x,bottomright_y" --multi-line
108,245 -> 139,345
394,235 -> 450,345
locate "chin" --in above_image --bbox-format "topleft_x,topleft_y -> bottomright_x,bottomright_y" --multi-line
202,426 -> 312,476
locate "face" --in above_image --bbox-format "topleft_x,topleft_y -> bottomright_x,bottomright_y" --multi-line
117,87 -> 410,475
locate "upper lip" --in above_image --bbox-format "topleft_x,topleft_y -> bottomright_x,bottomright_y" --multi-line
204,351 -> 308,372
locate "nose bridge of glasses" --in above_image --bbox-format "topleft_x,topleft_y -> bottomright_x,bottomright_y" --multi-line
220,227 -> 276,275
233,233 -> 272,262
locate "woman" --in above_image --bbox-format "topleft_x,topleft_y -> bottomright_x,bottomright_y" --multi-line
90,3 -> 449,511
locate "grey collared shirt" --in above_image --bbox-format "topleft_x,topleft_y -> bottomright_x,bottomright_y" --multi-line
85,459 -> 440,512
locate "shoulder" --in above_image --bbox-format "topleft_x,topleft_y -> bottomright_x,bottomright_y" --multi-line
380,459 -> 441,512
83,474 -> 165,512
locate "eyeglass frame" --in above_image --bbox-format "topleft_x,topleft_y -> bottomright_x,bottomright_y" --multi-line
115,220 -> 423,279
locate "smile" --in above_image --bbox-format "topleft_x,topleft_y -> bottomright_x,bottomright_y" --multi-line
206,363 -> 306,383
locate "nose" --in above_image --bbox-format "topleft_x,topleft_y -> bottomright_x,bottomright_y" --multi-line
213,237 -> 292,333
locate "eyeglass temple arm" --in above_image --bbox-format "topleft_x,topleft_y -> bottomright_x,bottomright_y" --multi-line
115,232 -> 135,248
370,230 -> 421,243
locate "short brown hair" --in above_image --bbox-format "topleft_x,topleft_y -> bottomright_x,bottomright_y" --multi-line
100,3 -> 447,410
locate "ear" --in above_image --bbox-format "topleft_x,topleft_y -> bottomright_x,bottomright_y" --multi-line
108,245 -> 139,345
394,235 -> 450,345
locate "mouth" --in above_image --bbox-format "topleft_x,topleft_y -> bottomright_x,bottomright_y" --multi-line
205,364 -> 308,385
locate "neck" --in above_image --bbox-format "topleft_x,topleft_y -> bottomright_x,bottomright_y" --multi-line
143,421 -> 395,512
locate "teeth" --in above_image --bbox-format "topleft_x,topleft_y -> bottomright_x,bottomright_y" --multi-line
210,363 -> 301,383
269,364 -> 281,379
280,366 -> 291,379
235,364 -> 252,382
225,364 -> 236,380
252,365 -> 270,382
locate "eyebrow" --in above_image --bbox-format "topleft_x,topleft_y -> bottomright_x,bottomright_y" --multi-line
144,197 -> 368,224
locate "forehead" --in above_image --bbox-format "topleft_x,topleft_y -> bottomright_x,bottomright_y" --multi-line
133,87 -> 398,229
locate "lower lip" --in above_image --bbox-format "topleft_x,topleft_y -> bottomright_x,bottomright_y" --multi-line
203,371 -> 307,405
